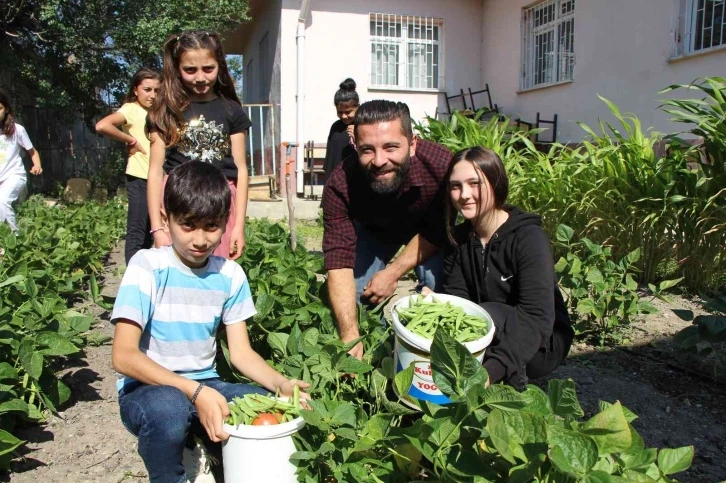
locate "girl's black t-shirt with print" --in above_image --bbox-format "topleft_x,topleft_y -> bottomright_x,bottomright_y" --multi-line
163,97 -> 251,179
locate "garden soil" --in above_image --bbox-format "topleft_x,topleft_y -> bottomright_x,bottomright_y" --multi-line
6,240 -> 726,482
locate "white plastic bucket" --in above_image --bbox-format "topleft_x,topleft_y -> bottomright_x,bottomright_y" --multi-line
390,294 -> 496,407
221,402 -> 305,483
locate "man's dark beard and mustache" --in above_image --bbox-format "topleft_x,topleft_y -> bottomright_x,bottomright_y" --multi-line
365,153 -> 411,195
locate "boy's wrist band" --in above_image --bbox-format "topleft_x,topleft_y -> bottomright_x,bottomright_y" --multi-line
127,138 -> 137,147
190,383 -> 205,404
149,226 -> 165,235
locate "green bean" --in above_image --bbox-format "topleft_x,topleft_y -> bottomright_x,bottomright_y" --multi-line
396,297 -> 489,343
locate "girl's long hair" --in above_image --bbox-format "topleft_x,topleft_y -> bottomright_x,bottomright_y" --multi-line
0,90 -> 16,137
122,67 -> 161,104
444,146 -> 509,246
147,30 -> 240,146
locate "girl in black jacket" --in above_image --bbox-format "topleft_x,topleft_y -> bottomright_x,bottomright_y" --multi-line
322,79 -> 359,181
441,146 -> 573,389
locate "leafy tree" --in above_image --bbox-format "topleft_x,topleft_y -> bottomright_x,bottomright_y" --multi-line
0,0 -> 250,117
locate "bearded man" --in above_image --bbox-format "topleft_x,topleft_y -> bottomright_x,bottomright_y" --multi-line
321,100 -> 452,359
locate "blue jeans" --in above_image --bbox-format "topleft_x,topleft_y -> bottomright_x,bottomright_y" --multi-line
118,378 -> 265,483
354,222 -> 444,306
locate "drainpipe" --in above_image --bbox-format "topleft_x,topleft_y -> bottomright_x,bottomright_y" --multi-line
296,0 -> 312,195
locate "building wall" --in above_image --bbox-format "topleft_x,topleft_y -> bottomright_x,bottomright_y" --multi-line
481,0 -> 726,143
235,0 -> 282,177
280,0 -> 484,143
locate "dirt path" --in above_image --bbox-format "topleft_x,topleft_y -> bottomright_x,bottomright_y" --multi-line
6,238 -> 726,482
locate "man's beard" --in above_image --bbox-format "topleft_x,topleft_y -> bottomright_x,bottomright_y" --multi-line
366,153 -> 411,195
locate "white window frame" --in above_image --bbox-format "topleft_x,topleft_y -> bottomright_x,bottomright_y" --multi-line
369,13 -> 444,91
520,0 -> 575,91
672,0 -> 725,57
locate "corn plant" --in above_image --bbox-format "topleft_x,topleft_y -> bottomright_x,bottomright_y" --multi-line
660,78 -> 726,291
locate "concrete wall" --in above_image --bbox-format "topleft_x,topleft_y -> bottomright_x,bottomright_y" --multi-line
233,0 -> 282,177
481,0 -> 726,143
280,0 -> 485,143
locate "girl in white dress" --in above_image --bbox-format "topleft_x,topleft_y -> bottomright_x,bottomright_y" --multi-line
0,90 -> 42,233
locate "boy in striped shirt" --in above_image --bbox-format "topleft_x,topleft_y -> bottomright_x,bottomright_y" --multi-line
111,161 -> 309,482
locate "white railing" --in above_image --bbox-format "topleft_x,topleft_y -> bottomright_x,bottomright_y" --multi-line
242,104 -> 277,177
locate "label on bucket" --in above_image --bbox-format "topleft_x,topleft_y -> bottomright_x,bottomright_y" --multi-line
394,342 -> 451,405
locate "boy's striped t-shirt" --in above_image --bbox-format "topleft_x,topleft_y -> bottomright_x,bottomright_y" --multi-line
111,246 -> 257,391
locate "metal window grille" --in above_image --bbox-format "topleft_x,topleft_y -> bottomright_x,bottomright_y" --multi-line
673,0 -> 725,55
520,0 -> 575,91
370,13 -> 443,90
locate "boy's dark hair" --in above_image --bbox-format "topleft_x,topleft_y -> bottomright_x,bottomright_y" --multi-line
164,162 -> 231,224
354,100 -> 413,141
334,78 -> 359,106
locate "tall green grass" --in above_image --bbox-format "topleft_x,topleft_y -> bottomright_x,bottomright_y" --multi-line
416,78 -> 726,292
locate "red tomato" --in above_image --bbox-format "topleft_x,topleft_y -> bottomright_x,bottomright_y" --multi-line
251,412 -> 282,426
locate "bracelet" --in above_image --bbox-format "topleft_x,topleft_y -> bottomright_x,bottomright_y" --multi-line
149,226 -> 165,235
190,382 -> 206,404
127,138 -> 137,147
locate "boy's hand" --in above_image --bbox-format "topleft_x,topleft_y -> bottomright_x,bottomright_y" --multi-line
279,379 -> 311,404
30,164 -> 43,175
228,226 -> 245,260
193,386 -> 231,443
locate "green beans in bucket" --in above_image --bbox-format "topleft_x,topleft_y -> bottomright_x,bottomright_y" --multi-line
395,294 -> 489,343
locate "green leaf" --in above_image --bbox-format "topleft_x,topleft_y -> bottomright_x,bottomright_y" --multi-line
556,224 -> 575,243
581,401 -> 632,454
0,429 -> 24,457
658,278 -> 683,292
0,399 -> 29,416
22,350 -> 44,380
0,363 -> 18,381
336,356 -> 373,375
598,400 -> 639,423
36,332 -> 79,356
254,293 -> 275,319
521,385 -> 553,416
430,328 -> 488,400
547,424 -> 599,477
586,267 -> 604,284
286,323 -> 303,355
329,402 -> 357,428
289,451 -> 317,461
0,275 -> 24,289
548,379 -> 584,418
555,257 -> 568,273
657,446 -> 694,475
577,298 -> 597,315
486,408 -> 547,464
393,364 -> 415,401
267,332 -> 289,357
483,384 -> 531,410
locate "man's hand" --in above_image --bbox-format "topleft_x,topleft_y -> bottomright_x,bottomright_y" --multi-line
193,386 -> 231,443
341,331 -> 364,360
361,268 -> 399,305
29,164 -> 42,175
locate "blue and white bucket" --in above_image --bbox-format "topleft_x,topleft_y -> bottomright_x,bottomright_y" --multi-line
390,294 -> 496,407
